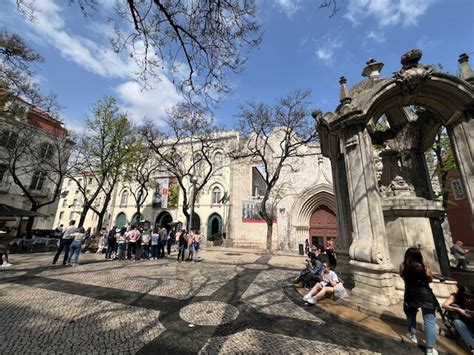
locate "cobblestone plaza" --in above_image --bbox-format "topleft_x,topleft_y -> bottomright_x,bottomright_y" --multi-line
1,249 -> 419,354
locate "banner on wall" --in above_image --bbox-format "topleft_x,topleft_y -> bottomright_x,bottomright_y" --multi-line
155,178 -> 169,209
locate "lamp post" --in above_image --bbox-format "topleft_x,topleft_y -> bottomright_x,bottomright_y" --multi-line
188,174 -> 198,233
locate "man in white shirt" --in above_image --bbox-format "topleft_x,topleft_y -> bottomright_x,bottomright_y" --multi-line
52,220 -> 77,265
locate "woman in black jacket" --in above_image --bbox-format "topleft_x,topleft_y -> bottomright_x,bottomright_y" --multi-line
400,247 -> 438,355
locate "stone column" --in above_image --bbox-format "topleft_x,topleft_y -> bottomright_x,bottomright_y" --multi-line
342,124 -> 398,305
331,155 -> 352,250
448,114 -> 474,228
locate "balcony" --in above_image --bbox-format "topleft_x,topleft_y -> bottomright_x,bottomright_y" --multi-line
152,196 -> 162,208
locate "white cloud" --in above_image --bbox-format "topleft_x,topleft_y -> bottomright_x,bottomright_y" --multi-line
19,0 -> 183,125
344,0 -> 434,28
275,0 -> 301,18
115,81 -> 181,124
367,31 -> 385,43
315,36 -> 342,64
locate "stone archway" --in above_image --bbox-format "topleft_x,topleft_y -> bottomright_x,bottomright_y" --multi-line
155,211 -> 173,230
207,213 -> 223,240
317,49 -> 473,305
290,184 -> 337,250
115,212 -> 127,229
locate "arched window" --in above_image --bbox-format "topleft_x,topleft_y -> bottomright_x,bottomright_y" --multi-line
120,190 -> 129,207
214,152 -> 223,175
211,186 -> 221,204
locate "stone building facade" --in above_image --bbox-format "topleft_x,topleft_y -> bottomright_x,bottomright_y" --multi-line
53,132 -> 338,252
0,99 -> 72,234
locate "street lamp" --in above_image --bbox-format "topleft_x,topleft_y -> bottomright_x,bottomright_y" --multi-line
188,174 -> 198,233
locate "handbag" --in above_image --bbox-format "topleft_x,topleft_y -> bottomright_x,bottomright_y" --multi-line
334,282 -> 348,299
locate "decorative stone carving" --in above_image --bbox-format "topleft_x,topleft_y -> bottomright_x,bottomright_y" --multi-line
394,49 -> 433,96
379,149 -> 415,197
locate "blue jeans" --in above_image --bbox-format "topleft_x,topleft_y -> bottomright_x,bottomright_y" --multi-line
405,307 -> 436,348
118,243 -> 126,259
151,245 -> 158,258
453,318 -> 474,348
67,240 -> 82,264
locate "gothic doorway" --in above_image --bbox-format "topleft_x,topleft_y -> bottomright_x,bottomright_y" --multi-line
309,205 -> 337,247
207,213 -> 223,239
155,211 -> 173,230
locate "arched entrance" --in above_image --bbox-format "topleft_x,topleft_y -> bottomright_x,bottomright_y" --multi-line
309,205 -> 337,247
207,213 -> 223,240
115,212 -> 127,229
155,211 -> 173,230
131,212 -> 144,226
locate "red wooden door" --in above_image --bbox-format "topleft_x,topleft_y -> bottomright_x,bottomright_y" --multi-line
309,205 -> 337,246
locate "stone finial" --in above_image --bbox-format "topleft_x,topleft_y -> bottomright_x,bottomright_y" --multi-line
339,76 -> 351,104
362,58 -> 384,79
311,109 -> 322,120
401,49 -> 423,70
458,53 -> 474,84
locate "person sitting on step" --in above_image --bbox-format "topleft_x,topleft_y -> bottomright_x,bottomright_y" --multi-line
303,261 -> 338,304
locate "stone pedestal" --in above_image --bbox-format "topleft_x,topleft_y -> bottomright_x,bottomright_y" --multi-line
382,197 -> 445,274
350,260 -> 400,306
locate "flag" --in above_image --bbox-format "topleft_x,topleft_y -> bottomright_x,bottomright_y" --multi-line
220,191 -> 230,204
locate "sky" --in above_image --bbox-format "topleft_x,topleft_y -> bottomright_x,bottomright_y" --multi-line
1,0 -> 473,132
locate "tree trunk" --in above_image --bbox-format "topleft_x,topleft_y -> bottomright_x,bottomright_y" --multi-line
79,204 -> 91,227
96,213 -> 105,234
26,204 -> 40,236
266,221 -> 273,253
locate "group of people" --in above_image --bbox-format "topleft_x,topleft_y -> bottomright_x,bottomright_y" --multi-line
295,239 -> 345,305
401,247 -> 473,354
52,220 -> 203,266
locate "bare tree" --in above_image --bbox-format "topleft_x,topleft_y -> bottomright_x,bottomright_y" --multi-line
123,139 -> 160,225
0,111 -> 74,235
16,0 -> 261,106
0,29 -> 60,117
143,102 -> 225,228
68,96 -> 134,231
235,90 -> 318,252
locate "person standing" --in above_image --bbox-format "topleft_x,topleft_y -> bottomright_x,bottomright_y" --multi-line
192,231 -> 202,262
177,229 -> 187,262
106,227 -> 117,260
141,228 -> 151,259
150,227 -> 159,260
185,229 -> 195,261
117,228 -> 127,260
0,243 -> 12,267
127,226 -> 139,260
52,220 -> 76,265
400,247 -> 438,355
66,227 -> 86,266
158,227 -> 166,258
451,240 -> 469,270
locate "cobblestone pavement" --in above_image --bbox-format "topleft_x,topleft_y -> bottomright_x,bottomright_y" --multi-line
1,249 -> 419,354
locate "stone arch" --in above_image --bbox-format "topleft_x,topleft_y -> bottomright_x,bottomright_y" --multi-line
115,212 -> 127,229
155,211 -> 173,230
290,184 -> 336,249
207,213 -> 223,239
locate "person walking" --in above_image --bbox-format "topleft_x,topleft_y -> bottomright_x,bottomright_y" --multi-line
400,247 -> 439,355
52,220 -> 76,265
66,227 -> 86,266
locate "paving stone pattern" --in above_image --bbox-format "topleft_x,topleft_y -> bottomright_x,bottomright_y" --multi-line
0,250 -> 418,354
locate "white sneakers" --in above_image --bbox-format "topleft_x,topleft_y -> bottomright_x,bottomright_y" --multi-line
303,293 -> 317,304
426,349 -> 438,355
406,332 -> 417,344
1,262 -> 12,267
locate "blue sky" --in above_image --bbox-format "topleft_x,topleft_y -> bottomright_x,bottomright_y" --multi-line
1,0 -> 473,132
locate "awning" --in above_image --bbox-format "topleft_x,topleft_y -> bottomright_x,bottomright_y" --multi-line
0,204 -> 49,217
